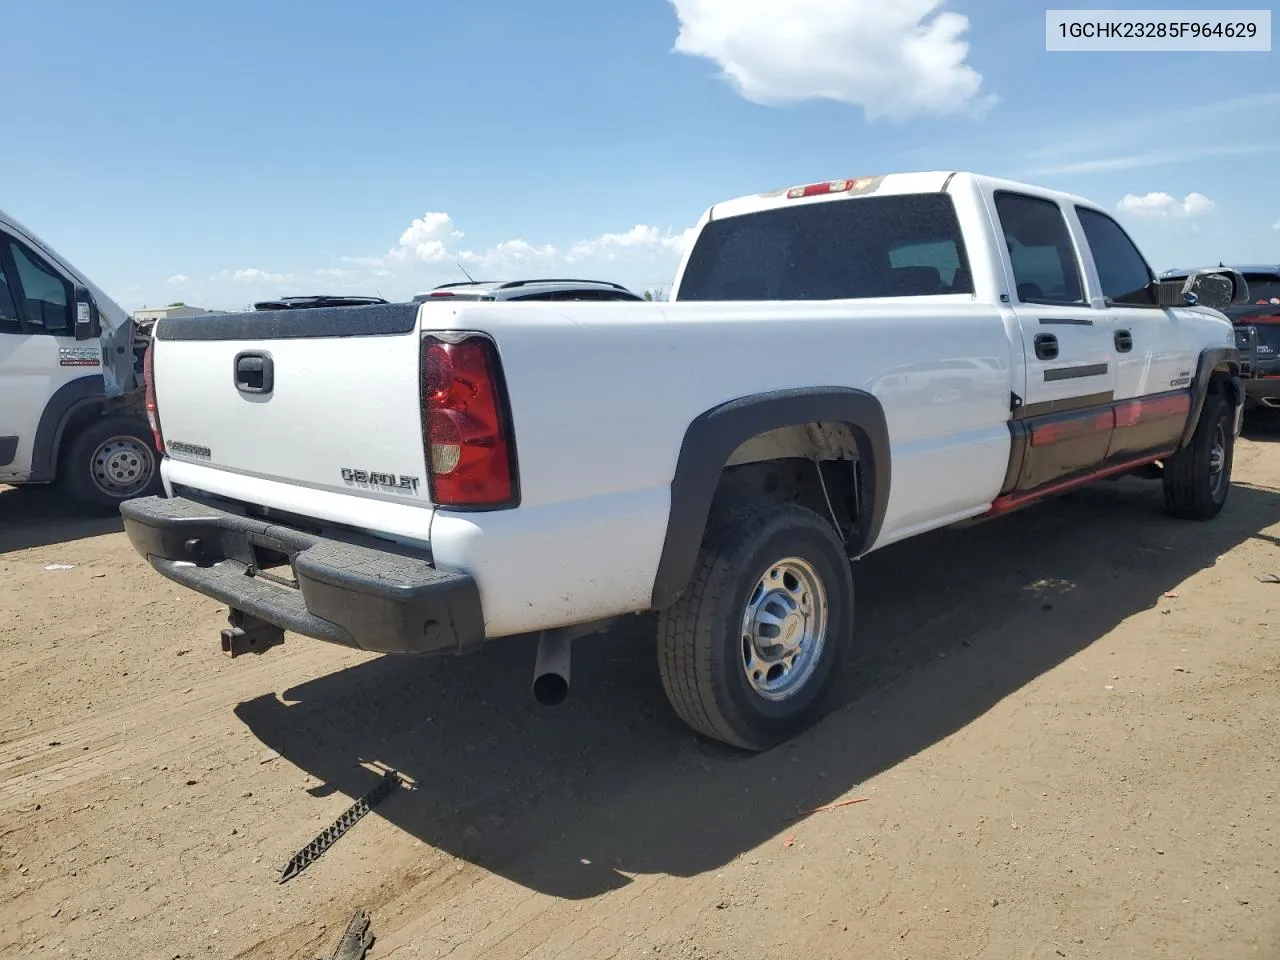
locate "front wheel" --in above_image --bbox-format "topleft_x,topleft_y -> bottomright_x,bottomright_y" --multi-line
1162,391 -> 1235,520
59,415 -> 162,512
656,502 -> 853,751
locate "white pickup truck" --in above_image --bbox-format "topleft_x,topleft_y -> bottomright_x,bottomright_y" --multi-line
122,171 -> 1246,750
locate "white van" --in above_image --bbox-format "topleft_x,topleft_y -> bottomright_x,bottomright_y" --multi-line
0,208 -> 161,509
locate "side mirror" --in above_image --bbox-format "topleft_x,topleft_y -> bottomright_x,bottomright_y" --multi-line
73,284 -> 101,341
1155,269 -> 1248,312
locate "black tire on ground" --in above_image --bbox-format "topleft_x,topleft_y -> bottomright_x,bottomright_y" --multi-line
1162,391 -> 1235,521
656,502 -> 854,752
59,415 -> 162,512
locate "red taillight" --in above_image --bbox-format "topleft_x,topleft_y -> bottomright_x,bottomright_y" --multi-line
143,338 -> 164,453
429,291 -> 455,298
421,335 -> 517,508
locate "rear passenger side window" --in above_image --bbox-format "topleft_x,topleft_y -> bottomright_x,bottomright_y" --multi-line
994,192 -> 1085,306
1075,207 -> 1158,306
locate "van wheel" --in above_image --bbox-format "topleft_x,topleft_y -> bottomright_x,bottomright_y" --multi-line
60,416 -> 162,512
656,502 -> 853,752
1162,392 -> 1234,520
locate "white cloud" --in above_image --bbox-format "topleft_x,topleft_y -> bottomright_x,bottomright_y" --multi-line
166,274 -> 190,286
345,213 -> 693,278
231,267 -> 289,284
385,211 -> 463,264
567,224 -> 694,261
1116,191 -> 1216,220
668,0 -> 993,121
1273,218 -> 1280,231
150,213 -> 695,310
313,267 -> 361,282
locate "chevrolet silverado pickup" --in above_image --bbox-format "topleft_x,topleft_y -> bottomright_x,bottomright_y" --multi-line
121,172 -> 1247,751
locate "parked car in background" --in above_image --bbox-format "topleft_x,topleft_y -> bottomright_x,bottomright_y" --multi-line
1,208 -> 161,509
412,279 -> 644,303
1162,265 -> 1280,410
253,295 -> 389,310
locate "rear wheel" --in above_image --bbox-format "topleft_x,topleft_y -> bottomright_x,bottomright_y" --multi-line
656,502 -> 853,751
59,415 -> 162,512
1162,391 -> 1234,520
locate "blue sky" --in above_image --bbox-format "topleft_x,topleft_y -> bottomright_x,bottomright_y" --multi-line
4,0 -> 1277,308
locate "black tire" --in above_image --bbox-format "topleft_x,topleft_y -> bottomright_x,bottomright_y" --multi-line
1162,391 -> 1234,520
656,502 -> 854,752
59,415 -> 162,512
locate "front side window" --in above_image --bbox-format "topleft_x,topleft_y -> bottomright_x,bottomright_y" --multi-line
1076,207 -> 1157,306
7,240 -> 73,334
994,192 -> 1085,306
677,193 -> 975,301
0,259 -> 19,334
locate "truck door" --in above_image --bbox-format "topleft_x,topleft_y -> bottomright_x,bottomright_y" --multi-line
0,233 -> 98,481
989,190 -> 1116,491
1072,205 -> 1197,459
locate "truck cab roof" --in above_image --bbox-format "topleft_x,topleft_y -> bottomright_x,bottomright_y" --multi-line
704,171 -> 1105,223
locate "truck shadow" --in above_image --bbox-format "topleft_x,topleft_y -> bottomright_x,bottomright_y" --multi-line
0,485 -> 122,554
235,477 -> 1280,901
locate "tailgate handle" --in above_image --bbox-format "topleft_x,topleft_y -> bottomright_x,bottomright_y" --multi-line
234,351 -> 274,395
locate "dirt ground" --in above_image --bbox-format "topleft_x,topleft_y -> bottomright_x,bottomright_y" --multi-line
2,431 -> 1279,960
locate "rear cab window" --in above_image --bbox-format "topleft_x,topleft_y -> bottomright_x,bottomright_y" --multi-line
1242,274 -> 1280,305
675,193 -> 975,301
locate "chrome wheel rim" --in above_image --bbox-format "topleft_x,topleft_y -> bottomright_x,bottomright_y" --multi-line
90,436 -> 156,499
1209,422 -> 1227,499
740,557 -> 828,702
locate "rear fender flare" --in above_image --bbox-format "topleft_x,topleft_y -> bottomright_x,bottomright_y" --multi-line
649,387 -> 890,610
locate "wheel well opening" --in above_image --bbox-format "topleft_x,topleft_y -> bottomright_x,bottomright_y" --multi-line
1209,364 -> 1241,408
710,422 -> 863,549
52,404 -> 105,473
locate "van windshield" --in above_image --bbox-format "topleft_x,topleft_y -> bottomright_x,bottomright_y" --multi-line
676,193 -> 974,301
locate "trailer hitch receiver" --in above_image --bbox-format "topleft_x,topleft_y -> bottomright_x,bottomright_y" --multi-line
220,608 -> 285,657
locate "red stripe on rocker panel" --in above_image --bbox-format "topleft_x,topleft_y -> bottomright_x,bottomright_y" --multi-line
1031,410 -> 1115,446
1113,392 -> 1191,429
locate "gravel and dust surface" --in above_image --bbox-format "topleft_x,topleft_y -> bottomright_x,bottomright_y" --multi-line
2,434 -> 1279,959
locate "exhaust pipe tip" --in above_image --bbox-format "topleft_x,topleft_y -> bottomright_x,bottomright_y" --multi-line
531,627 -> 577,707
528,619 -> 616,708
532,671 -> 570,707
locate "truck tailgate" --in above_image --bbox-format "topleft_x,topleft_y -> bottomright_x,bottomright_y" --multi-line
151,304 -> 431,505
